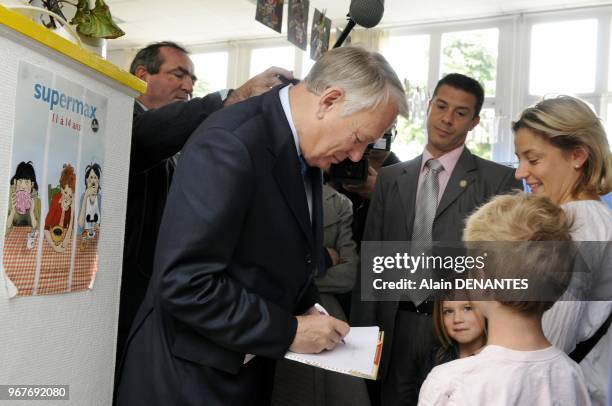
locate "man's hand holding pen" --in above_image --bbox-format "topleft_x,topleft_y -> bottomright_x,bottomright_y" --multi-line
289,304 -> 350,353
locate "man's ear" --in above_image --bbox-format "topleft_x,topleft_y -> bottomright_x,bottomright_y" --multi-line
469,115 -> 481,130
134,66 -> 149,81
316,87 -> 345,117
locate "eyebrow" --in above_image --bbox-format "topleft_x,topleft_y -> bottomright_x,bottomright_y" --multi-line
435,98 -> 472,112
171,67 -> 197,82
516,148 -> 539,156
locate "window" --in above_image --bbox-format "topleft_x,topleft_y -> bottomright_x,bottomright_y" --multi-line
441,28 -> 499,97
184,6 -> 612,164
529,19 -> 598,95
441,28 -> 499,159
250,46 -> 295,77
383,28 -> 499,161
606,102 -> 612,145
190,52 -> 229,97
301,52 -> 315,78
381,34 -> 430,161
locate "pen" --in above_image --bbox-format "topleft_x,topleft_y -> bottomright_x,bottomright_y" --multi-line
314,303 -> 346,344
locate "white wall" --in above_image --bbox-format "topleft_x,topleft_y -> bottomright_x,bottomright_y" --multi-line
0,24 -> 135,406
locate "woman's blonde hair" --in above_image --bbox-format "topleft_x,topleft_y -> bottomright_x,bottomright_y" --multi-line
512,95 -> 612,197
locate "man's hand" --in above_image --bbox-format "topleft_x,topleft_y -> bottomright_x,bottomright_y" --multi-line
326,247 -> 340,266
289,315 -> 350,354
224,67 -> 294,106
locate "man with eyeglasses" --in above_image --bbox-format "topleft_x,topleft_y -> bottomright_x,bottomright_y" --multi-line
116,41 -> 293,373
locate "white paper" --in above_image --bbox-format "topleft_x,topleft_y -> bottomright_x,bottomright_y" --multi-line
284,326 -> 380,378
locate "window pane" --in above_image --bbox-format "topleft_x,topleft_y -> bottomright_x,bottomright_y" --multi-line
190,52 -> 229,97
302,51 -> 315,78
441,28 -> 499,97
466,107 -> 495,160
382,35 -> 430,87
250,47 -> 295,78
529,19 -> 597,95
381,35 -> 430,161
606,102 -> 612,146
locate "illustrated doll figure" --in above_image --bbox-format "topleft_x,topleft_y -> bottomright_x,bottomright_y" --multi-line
7,161 -> 41,233
44,164 -> 76,253
78,163 -> 102,238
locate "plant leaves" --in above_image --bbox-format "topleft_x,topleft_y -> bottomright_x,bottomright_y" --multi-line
70,0 -> 89,26
73,0 -> 125,39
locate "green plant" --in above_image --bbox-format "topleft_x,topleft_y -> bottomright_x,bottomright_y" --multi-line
30,0 -> 124,39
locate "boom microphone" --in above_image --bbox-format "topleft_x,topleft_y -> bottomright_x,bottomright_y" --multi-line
350,0 -> 385,28
333,0 -> 385,48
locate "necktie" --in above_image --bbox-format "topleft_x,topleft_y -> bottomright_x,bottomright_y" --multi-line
412,159 -> 444,242
299,155 -> 309,177
410,159 -> 444,306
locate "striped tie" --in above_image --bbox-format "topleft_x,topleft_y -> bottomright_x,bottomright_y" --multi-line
412,159 -> 444,242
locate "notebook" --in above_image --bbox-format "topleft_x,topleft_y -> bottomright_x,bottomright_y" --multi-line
284,326 -> 384,380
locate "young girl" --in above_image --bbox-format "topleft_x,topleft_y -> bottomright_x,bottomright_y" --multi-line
432,299 -> 487,365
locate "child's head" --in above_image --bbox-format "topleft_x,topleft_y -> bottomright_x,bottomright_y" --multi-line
463,192 -> 574,316
434,300 -> 486,350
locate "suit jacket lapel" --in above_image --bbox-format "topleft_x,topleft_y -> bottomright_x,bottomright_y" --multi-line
436,148 -> 477,218
397,156 -> 422,235
264,88 -> 314,248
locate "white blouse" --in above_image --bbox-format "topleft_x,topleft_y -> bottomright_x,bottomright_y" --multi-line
542,199 -> 612,406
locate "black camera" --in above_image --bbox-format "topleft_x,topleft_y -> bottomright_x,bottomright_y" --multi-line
329,127 -> 396,185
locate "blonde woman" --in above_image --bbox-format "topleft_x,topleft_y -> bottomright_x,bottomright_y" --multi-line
513,95 -> 612,405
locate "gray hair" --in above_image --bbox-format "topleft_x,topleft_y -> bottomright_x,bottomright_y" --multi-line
303,46 -> 408,117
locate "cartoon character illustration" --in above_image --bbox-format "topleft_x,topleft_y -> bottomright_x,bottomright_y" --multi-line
77,163 -> 102,238
44,164 -> 76,253
6,161 -> 41,236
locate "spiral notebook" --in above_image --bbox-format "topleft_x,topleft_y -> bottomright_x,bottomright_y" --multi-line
284,326 -> 384,380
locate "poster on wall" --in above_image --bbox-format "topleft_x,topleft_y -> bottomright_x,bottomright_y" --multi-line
255,0 -> 284,33
2,61 -> 106,298
310,8 -> 331,61
288,0 -> 309,51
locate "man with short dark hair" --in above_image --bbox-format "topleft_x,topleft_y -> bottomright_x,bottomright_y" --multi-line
356,73 -> 522,406
117,41 -> 292,367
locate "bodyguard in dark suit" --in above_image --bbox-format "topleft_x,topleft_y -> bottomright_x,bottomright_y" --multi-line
115,46 -> 408,406
355,74 -> 522,406
117,41 -> 291,365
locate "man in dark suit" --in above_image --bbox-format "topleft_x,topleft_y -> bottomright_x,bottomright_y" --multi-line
357,73 -> 522,406
117,41 -> 292,365
115,46 -> 408,406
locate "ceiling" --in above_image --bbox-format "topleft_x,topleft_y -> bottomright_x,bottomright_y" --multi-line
105,0 -> 611,50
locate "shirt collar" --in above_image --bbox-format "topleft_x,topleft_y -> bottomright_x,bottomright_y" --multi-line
278,84 -> 301,159
420,143 -> 465,174
135,99 -> 149,112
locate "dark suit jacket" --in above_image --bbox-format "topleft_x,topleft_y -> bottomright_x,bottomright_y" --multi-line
117,95 -> 224,360
116,87 -> 321,405
355,148 -> 522,378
